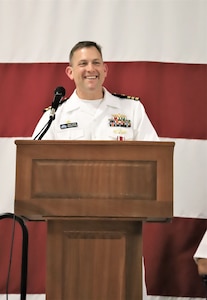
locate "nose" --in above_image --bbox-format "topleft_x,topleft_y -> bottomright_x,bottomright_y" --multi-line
86,62 -> 95,71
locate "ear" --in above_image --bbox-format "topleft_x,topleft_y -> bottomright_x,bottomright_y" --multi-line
65,65 -> 74,80
103,63 -> 108,77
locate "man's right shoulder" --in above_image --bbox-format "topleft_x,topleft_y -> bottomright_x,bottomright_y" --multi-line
43,96 -> 70,112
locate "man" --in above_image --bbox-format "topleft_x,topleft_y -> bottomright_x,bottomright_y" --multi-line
194,230 -> 207,276
32,41 -> 159,141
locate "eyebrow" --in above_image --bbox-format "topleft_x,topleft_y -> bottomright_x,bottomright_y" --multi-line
79,58 -> 102,63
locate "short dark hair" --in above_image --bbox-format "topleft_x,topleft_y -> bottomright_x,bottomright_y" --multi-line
69,41 -> 103,63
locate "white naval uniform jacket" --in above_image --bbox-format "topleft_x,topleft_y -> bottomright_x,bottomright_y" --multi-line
194,230 -> 207,261
32,88 -> 159,141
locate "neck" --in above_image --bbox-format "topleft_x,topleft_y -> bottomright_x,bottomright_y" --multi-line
76,88 -> 104,100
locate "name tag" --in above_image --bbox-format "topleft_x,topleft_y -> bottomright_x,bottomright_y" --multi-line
60,122 -> 78,129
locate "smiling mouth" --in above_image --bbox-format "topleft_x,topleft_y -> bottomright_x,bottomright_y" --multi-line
85,75 -> 98,79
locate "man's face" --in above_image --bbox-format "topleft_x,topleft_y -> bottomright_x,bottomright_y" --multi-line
66,46 -> 108,99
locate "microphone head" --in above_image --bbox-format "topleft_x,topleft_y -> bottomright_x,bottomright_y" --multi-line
51,86 -> 66,113
54,86 -> 66,97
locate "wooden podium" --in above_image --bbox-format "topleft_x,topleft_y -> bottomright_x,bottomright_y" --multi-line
15,140 -> 174,300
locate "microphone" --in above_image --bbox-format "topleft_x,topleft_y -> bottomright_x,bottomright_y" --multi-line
34,86 -> 66,140
50,86 -> 66,118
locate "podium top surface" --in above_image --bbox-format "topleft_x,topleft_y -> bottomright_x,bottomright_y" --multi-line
15,139 -> 174,147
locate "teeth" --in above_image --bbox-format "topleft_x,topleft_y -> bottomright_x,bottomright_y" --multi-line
86,76 -> 97,79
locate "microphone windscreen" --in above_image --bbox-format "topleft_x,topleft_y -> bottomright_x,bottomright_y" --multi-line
54,86 -> 66,97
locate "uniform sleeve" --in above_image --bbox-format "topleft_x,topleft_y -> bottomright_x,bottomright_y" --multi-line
134,102 -> 159,141
194,230 -> 207,261
32,110 -> 54,140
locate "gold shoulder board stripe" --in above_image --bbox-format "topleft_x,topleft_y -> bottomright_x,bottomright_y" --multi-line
43,106 -> 51,112
43,97 -> 69,112
112,93 -> 140,101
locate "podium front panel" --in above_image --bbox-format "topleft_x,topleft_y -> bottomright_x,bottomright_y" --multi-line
15,140 -> 174,220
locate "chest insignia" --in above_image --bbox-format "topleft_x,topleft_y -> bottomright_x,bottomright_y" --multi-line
60,121 -> 78,129
109,114 -> 131,127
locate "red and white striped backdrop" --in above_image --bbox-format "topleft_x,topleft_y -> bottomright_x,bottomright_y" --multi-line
0,1 -> 206,299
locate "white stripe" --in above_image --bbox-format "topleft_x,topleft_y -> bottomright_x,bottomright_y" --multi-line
0,138 -> 16,213
145,297 -> 205,300
0,137 -> 30,214
0,0 -> 206,63
0,295 -> 204,300
0,296 -> 45,300
0,137 -> 206,218
160,138 -> 207,218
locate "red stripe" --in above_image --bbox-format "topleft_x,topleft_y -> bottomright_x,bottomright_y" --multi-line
0,62 -> 206,139
0,62 -> 206,297
0,220 -> 46,293
1,218 -> 207,296
143,218 -> 207,297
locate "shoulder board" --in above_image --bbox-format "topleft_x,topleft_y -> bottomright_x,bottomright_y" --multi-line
112,93 -> 140,101
43,97 -> 69,112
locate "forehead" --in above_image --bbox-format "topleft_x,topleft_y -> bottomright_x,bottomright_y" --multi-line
72,46 -> 102,62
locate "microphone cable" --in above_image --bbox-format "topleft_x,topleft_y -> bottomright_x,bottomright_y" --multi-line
5,213 -> 16,300
33,117 -> 53,140
0,213 -> 28,300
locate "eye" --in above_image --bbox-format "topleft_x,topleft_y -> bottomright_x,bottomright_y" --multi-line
78,61 -> 87,66
93,61 -> 101,65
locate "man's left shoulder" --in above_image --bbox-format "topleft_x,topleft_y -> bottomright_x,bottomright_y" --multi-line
112,93 -> 140,101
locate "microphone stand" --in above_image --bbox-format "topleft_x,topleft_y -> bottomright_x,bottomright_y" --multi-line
33,110 -> 55,140
33,86 -> 66,140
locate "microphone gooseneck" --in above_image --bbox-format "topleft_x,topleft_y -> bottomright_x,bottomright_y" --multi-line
33,86 -> 66,140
